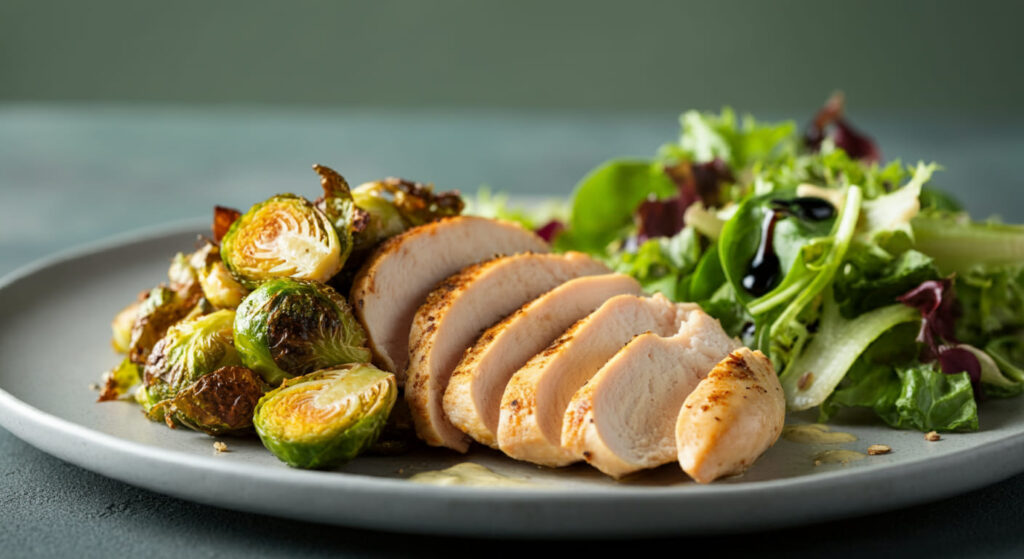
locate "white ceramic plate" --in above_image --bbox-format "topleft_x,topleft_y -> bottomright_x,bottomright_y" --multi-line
2,221 -> 1024,538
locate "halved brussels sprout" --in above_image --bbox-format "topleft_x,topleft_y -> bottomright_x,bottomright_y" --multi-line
253,363 -> 397,469
149,365 -> 267,435
220,194 -> 343,288
141,309 -> 242,410
190,242 -> 249,309
234,278 -> 370,385
128,286 -> 199,364
97,357 -> 143,402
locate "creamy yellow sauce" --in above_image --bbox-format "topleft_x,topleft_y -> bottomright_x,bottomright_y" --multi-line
408,462 -> 536,487
813,449 -> 867,466
782,423 -> 857,444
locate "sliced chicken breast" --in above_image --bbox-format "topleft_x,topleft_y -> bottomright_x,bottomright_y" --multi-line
444,274 -> 643,448
676,348 -> 784,483
351,216 -> 549,383
497,294 -> 696,467
406,252 -> 609,452
561,309 -> 739,478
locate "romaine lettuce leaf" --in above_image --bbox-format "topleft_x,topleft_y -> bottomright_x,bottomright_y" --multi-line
891,365 -> 978,431
820,326 -> 980,431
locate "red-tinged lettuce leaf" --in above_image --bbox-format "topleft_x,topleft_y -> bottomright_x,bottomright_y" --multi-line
898,278 -> 960,355
805,93 -> 880,162
665,158 -> 734,209
634,159 -> 734,243
635,195 -> 689,244
936,345 -> 982,384
535,220 -> 565,243
898,277 -> 982,385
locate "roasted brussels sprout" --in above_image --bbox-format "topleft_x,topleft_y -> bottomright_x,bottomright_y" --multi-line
220,194 -> 343,288
212,205 -> 242,243
253,363 -> 397,468
127,286 -> 199,364
234,278 -> 370,385
350,178 -> 464,251
97,357 -> 143,402
351,183 -> 409,251
141,309 -> 242,412
312,164 -> 360,262
149,365 -> 267,435
111,300 -> 141,353
189,242 -> 249,309
168,251 -> 200,298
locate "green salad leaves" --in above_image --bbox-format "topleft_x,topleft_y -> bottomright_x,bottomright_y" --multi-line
524,96 -> 1024,432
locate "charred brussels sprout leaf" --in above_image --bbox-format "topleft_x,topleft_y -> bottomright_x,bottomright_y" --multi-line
142,309 -> 242,412
111,299 -> 141,353
168,252 -> 201,299
97,358 -> 143,402
351,178 -> 464,251
151,365 -> 267,435
253,363 -> 397,469
220,194 -> 343,288
190,242 -> 249,309
128,286 -> 199,364
312,164 -> 360,263
351,183 -> 411,251
234,278 -> 370,385
212,206 -> 242,243
385,177 -> 464,226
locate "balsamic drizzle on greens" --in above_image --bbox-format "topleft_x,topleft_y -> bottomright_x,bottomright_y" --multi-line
741,197 -> 835,297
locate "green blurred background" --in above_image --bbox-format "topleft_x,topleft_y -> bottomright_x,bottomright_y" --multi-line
1,0 -> 1022,269
2,0 -> 1020,114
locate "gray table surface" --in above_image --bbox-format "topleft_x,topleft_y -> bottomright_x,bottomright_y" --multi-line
2,104 -> 1024,556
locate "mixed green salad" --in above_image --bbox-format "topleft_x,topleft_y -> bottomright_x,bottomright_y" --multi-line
480,94 -> 1024,432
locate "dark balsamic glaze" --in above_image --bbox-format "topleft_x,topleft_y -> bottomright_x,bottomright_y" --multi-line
741,211 -> 783,296
741,197 -> 835,296
772,197 -> 836,222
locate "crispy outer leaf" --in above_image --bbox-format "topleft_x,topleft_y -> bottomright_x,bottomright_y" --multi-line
213,206 -> 241,243
128,286 -> 198,364
142,309 -> 242,404
97,358 -> 143,402
158,366 -> 268,435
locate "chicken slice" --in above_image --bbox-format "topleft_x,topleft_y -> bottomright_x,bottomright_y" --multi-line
406,252 -> 609,452
351,216 -> 549,384
676,348 -> 785,483
497,294 -> 697,467
561,309 -> 739,478
444,274 -> 643,448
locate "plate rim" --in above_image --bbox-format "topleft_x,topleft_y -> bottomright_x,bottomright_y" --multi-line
3,222 -> 1024,537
